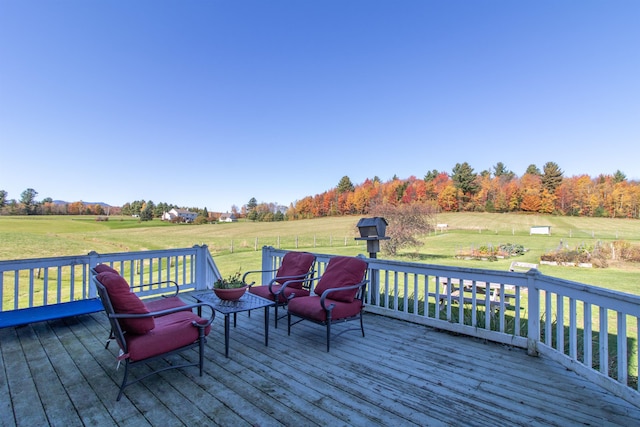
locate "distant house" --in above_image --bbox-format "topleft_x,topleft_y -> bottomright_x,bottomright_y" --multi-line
218,213 -> 237,223
161,208 -> 198,223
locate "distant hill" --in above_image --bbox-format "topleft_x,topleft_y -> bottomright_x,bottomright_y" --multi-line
52,200 -> 112,207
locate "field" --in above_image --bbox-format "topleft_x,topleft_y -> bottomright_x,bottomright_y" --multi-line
2,213 -> 639,384
1,213 -> 639,294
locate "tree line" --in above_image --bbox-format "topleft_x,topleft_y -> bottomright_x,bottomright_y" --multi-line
0,189 -> 219,222
286,162 -> 639,220
2,161 -> 638,220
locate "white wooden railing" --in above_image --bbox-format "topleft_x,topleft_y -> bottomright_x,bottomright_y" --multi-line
261,246 -> 640,407
1,245 -> 638,406
0,245 -> 220,327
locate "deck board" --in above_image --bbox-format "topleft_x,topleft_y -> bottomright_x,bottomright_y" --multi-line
1,292 -> 640,427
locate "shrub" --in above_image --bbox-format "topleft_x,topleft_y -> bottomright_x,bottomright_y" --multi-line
193,215 -> 209,225
499,243 -> 526,256
541,242 -> 609,267
606,240 -> 640,262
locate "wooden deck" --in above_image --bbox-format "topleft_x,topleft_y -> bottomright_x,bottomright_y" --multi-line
2,293 -> 640,427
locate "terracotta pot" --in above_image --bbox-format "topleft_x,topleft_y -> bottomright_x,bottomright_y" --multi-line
213,285 -> 248,301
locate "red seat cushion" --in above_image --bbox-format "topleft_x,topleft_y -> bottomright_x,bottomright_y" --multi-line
94,264 -> 119,275
313,256 -> 367,303
287,295 -> 363,322
249,284 -> 310,303
96,272 -> 155,334
125,311 -> 211,362
275,252 -> 315,289
145,296 -> 189,314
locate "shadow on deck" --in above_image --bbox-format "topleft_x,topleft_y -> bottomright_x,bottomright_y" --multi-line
1,292 -> 639,426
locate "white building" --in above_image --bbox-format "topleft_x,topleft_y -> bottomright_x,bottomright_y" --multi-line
218,213 -> 237,223
161,208 -> 198,223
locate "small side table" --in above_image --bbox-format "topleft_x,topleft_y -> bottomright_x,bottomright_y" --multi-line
192,291 -> 275,358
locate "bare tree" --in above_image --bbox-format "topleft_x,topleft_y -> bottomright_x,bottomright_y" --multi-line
369,202 -> 435,256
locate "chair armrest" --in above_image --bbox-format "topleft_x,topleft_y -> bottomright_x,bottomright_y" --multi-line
110,302 -> 216,327
188,302 -> 216,327
319,280 -> 368,311
267,273 -> 313,295
130,280 -> 180,297
242,268 -> 278,286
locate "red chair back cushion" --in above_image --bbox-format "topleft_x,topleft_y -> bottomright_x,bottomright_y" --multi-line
313,256 -> 367,302
275,252 -> 315,289
94,263 -> 119,275
96,272 -> 155,334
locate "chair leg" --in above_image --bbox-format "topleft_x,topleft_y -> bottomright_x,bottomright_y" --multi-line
105,329 -> 114,349
326,311 -> 332,352
117,361 -> 130,401
198,329 -> 205,376
287,312 -> 291,335
274,304 -> 279,329
360,312 -> 365,337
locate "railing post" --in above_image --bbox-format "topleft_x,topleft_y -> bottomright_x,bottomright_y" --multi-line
86,251 -> 100,298
193,244 -> 208,291
527,270 -> 540,357
368,255 -> 379,306
261,246 -> 274,285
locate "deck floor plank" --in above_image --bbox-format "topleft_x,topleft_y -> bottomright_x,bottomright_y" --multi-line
1,294 -> 640,427
236,320 -> 452,425
225,327 -> 415,426
6,327 -> 50,427
66,315 -> 156,426
283,319 -> 531,426
73,316 -> 187,426
0,332 -> 14,427
29,322 -> 86,427
363,323 -> 601,426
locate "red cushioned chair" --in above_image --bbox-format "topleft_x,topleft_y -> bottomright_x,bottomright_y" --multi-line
93,271 -> 215,401
287,256 -> 368,352
243,251 -> 316,328
93,264 -> 191,349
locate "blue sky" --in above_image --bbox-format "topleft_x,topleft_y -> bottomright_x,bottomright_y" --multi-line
1,1 -> 638,212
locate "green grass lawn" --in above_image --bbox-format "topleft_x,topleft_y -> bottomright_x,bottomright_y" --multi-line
2,213 -> 638,384
1,213 -> 639,294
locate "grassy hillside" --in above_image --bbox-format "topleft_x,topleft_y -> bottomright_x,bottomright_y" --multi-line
1,214 -> 638,293
417,212 -> 640,294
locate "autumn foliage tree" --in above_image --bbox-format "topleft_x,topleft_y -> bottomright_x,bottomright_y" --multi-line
288,163 -> 639,220
4,161 -> 640,220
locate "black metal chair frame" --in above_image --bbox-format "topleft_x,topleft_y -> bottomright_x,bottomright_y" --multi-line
94,279 -> 215,401
243,263 -> 316,328
287,276 -> 368,352
91,267 -> 187,349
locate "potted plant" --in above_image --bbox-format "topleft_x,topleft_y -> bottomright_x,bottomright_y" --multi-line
213,270 -> 248,301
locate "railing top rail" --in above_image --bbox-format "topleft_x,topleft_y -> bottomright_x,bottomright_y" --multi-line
368,257 -> 640,315
0,246 -> 204,271
263,246 -> 640,315
89,246 -> 201,261
0,255 -> 89,271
